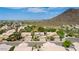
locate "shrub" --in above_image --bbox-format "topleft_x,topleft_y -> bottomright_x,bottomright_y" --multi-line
6,32 -> 22,41
57,29 -> 65,41
12,32 -> 22,40
32,36 -> 39,41
24,26 -> 33,32
66,32 -> 74,37
75,34 -> 79,38
31,31 -> 35,39
0,30 -> 6,34
62,40 -> 72,48
6,37 -> 13,41
45,28 -> 56,32
47,36 -> 54,41
9,46 -> 15,51
19,29 -> 26,32
44,31 -> 47,35
33,44 -> 37,48
50,36 -> 55,41
38,27 -> 45,32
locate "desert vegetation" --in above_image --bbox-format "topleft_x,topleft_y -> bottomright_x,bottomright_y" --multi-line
0,20 -> 79,51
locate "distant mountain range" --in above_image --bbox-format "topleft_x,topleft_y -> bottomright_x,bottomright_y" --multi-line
0,8 -> 79,26
39,8 -> 79,26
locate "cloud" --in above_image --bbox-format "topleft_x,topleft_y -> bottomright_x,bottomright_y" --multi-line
27,8 -> 47,13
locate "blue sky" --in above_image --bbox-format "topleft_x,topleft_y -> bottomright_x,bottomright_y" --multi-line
0,7 -> 71,20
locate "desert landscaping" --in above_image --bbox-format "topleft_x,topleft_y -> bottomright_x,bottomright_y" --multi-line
0,21 -> 79,51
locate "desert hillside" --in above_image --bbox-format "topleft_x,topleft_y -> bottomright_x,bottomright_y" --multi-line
36,9 -> 79,26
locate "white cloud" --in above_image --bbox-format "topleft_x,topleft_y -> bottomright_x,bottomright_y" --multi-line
47,7 -> 58,10
27,8 -> 47,13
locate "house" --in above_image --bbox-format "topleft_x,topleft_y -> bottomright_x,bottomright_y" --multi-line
14,42 -> 32,51
40,42 -> 66,51
0,25 -> 8,30
39,36 -> 46,42
24,36 -> 32,42
2,29 -> 15,39
0,44 -> 12,51
73,42 -> 79,51
0,35 -> 3,42
21,32 -> 31,37
35,32 -> 44,36
47,32 -> 60,41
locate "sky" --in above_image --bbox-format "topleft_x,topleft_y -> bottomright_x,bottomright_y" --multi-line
0,7 -> 72,20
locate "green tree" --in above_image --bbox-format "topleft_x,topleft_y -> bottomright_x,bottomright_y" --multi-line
62,40 -> 72,48
38,27 -> 45,32
57,29 -> 65,41
24,26 -> 33,32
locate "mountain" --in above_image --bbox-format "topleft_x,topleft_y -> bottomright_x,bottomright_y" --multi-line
37,9 -> 79,26
48,9 -> 79,26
